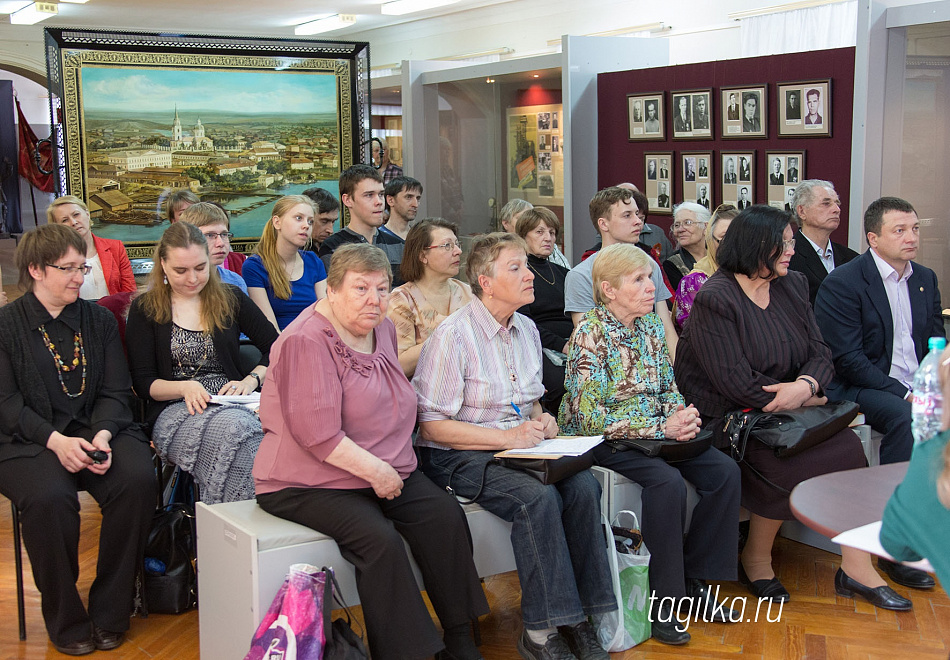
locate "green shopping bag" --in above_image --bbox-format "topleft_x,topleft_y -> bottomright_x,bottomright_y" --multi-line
595,511 -> 651,651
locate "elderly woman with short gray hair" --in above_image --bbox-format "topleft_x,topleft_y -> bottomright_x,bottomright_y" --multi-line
413,232 -> 614,660
254,243 -> 488,660
664,202 -> 712,292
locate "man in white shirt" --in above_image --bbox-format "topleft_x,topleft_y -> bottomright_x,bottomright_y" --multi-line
787,180 -> 858,305
815,196 -> 942,590
564,186 -> 678,357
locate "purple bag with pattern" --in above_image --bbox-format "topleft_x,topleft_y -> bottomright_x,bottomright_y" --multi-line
244,563 -> 326,660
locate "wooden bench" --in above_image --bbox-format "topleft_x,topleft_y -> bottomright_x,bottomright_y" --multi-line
195,499 -> 517,660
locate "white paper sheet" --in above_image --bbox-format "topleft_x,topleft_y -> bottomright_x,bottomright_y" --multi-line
831,521 -> 935,573
496,435 -> 603,457
209,393 -> 261,405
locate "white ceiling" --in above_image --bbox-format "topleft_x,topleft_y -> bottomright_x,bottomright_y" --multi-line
0,0 -> 515,39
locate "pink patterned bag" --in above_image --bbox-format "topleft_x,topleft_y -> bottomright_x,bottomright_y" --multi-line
244,563 -> 326,660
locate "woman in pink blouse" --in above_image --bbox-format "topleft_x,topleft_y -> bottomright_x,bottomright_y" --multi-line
253,244 -> 488,660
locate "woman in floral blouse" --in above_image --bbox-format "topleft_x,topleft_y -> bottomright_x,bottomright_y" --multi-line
559,243 -> 741,646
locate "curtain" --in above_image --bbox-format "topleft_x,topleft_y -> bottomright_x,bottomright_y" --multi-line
739,1 -> 858,57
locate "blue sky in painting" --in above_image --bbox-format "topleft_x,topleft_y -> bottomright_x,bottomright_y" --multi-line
81,66 -> 338,115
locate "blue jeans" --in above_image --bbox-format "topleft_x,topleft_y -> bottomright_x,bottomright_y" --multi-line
418,447 -> 616,630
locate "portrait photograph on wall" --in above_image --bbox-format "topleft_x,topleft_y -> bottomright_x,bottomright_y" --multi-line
645,151 -> 673,214
778,80 -> 832,137
671,89 -> 713,140
722,151 -> 754,208
682,151 -> 714,209
766,151 -> 805,210
720,85 -> 767,139
45,28 -> 368,256
628,93 -> 665,141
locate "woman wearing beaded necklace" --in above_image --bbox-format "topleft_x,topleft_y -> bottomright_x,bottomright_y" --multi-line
126,223 -> 278,504
513,207 -> 572,414
0,224 -> 155,655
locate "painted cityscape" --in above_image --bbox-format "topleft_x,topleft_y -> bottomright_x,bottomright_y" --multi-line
78,66 -> 342,243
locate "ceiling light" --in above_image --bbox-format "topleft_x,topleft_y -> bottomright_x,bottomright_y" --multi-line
294,14 -> 356,35
381,0 -> 460,16
10,1 -> 57,24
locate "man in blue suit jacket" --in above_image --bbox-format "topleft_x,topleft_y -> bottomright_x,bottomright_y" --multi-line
816,197 -> 944,465
815,196 -> 941,590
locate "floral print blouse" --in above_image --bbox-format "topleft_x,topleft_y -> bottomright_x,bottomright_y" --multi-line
673,271 -> 709,330
558,304 -> 683,440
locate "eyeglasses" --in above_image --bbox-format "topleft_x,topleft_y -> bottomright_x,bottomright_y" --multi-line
424,240 -> 462,252
671,219 -> 706,230
203,231 -> 234,241
783,239 -> 796,251
46,263 -> 92,275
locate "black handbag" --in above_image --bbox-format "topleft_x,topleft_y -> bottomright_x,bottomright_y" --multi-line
606,427 -> 713,462
723,401 -> 859,461
493,450 -> 594,485
322,567 -> 369,660
143,503 -> 197,614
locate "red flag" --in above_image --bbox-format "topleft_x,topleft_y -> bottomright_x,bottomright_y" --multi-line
16,97 -> 55,193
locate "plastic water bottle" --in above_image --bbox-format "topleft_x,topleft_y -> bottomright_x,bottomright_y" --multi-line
911,336 -> 948,445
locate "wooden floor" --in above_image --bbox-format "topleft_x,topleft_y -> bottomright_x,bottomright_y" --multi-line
1,494 -> 948,659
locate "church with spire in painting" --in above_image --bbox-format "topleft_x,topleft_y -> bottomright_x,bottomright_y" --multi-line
169,105 -> 214,151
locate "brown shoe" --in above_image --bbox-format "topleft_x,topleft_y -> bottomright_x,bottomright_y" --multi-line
92,625 -> 125,651
52,638 -> 96,656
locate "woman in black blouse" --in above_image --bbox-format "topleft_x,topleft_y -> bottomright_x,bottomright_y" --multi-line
0,224 -> 155,655
126,222 -> 278,504
515,206 -> 571,414
675,206 -> 911,611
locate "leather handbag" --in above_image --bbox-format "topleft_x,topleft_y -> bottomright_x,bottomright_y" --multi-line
724,401 -> 859,461
493,451 -> 594,485
605,427 -> 713,462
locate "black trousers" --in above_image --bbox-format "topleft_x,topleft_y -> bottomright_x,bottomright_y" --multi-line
0,432 -> 156,646
855,388 -> 913,464
593,444 -> 741,600
256,470 -> 490,660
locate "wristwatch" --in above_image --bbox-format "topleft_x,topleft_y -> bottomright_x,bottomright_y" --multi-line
250,372 -> 263,391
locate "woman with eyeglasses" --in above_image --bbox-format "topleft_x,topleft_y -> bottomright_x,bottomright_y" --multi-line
673,204 -> 739,329
387,219 -> 471,378
126,222 -> 278,504
0,224 -> 155,654
675,206 -> 901,610
663,202 -> 710,293
47,195 -> 136,300
243,195 -> 328,331
514,207 -> 572,414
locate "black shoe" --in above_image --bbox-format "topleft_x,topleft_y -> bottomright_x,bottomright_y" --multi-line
559,621 -> 608,660
877,558 -> 936,590
685,578 -> 739,623
517,629 -> 577,660
52,639 -> 96,656
92,625 -> 124,651
650,601 -> 690,645
738,563 -> 791,603
834,568 -> 912,611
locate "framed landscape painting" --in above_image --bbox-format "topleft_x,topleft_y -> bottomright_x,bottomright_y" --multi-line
45,28 -> 369,256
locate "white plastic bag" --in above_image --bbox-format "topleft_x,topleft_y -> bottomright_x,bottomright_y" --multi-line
595,511 -> 651,652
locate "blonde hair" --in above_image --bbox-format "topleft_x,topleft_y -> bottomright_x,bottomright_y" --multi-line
254,195 -> 316,300
327,244 -> 391,290
179,202 -> 229,229
693,205 -> 740,277
139,222 -> 236,333
47,195 -> 89,224
465,232 -> 527,299
591,243 -> 651,306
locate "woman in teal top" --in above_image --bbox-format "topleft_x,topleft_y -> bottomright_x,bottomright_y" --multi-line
880,423 -> 950,592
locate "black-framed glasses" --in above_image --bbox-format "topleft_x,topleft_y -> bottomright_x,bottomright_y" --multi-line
203,231 -> 234,241
424,240 -> 461,252
46,263 -> 92,275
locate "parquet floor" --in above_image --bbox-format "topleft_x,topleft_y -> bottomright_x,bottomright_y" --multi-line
1,493 -> 947,659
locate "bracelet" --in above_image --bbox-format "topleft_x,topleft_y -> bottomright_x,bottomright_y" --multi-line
797,376 -> 817,397
249,372 -> 263,391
